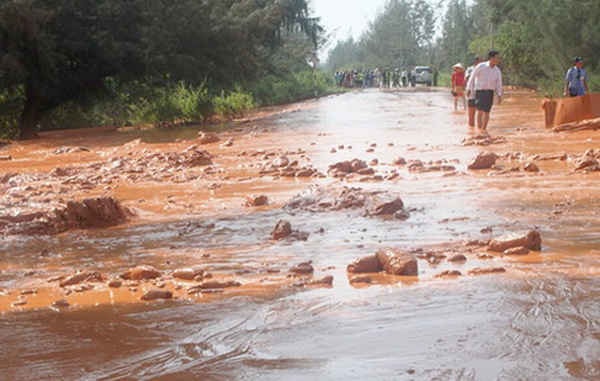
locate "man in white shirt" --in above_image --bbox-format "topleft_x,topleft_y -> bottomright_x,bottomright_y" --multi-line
466,50 -> 503,130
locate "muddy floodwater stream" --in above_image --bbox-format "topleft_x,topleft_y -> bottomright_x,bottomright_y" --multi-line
0,89 -> 599,380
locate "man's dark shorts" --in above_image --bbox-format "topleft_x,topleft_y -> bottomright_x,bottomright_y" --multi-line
475,90 -> 494,112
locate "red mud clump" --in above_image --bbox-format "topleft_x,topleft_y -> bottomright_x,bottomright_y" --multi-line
285,186 -> 409,220
488,230 -> 542,252
0,197 -> 132,236
328,159 -> 369,178
468,152 -> 499,170
348,249 -> 418,276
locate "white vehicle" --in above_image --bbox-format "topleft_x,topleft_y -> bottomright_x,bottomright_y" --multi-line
410,66 -> 433,86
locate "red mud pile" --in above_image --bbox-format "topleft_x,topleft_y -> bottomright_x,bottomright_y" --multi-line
285,186 -> 409,219
0,197 -> 132,236
347,249 -> 418,276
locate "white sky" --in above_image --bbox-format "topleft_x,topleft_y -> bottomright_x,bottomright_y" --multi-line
311,0 -> 457,60
311,0 -> 388,57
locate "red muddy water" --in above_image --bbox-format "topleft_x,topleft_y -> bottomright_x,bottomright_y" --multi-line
0,88 -> 598,380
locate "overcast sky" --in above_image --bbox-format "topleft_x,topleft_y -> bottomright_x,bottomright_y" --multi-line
311,0 -> 454,60
311,0 -> 388,46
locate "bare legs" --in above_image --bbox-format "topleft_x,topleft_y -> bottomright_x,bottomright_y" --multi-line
477,110 -> 490,130
468,105 -> 476,127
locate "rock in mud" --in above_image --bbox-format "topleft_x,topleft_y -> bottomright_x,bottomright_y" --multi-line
393,157 -> 407,166
503,246 -> 530,255
60,271 -> 104,287
289,262 -> 314,275
448,254 -> 467,263
347,255 -> 382,273
198,132 -> 220,144
141,289 -> 173,301
349,275 -> 373,284
272,156 -> 290,168
271,220 -> 292,240
328,159 -> 368,177
462,135 -> 507,146
368,197 -> 404,217
285,186 -> 409,220
53,146 -> 91,155
524,162 -> 540,172
488,230 -> 542,252
376,248 -> 418,276
172,266 -> 205,281
1,197 -> 132,236
309,275 -> 334,286
51,299 -> 70,308
436,270 -> 462,278
468,152 -> 498,170
108,279 -> 123,288
180,148 -> 213,167
358,167 -> 375,176
574,151 -> 600,171
188,280 -> 242,293
120,265 -> 162,281
468,267 -> 506,276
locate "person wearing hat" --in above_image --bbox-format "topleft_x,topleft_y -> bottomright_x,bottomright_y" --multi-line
564,57 -> 589,97
465,57 -> 482,126
451,63 -> 466,111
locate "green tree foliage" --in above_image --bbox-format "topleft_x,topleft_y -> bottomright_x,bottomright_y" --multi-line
326,0 -> 435,70
439,0 -> 473,68
0,0 -> 321,138
444,0 -> 600,94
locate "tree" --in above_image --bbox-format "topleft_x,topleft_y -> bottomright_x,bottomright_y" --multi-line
0,0 -> 322,139
326,0 -> 436,70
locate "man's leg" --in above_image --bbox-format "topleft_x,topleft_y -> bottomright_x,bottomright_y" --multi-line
481,112 -> 490,130
468,104 -> 476,126
476,109 -> 484,129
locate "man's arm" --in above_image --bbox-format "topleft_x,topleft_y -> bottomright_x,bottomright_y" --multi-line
496,70 -> 503,104
564,68 -> 571,96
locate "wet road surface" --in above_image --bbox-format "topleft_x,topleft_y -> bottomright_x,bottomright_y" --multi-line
0,88 -> 599,380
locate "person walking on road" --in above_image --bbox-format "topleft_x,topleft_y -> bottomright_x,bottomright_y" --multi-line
465,56 -> 481,127
466,50 -> 503,131
451,63 -> 466,111
564,56 -> 589,97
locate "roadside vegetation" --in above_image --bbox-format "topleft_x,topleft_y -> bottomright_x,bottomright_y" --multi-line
327,0 -> 600,95
0,0 -> 332,139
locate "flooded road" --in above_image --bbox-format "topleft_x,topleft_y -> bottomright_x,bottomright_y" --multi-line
1,89 -> 599,380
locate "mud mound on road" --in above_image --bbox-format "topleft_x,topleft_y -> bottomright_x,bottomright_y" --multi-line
0,197 -> 132,236
285,186 -> 409,219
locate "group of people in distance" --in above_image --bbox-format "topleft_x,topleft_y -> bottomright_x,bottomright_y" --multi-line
334,68 -> 417,89
451,51 -> 589,131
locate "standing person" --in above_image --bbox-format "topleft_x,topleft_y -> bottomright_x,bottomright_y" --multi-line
564,56 -> 589,97
466,51 -> 503,131
451,63 -> 466,111
465,57 -> 481,127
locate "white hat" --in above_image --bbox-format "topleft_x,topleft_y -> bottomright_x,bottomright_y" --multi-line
452,63 -> 465,70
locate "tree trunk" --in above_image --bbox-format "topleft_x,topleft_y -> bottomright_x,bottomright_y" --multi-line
18,88 -> 41,140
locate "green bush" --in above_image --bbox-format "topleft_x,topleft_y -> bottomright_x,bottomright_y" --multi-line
0,90 -> 24,139
250,70 -> 336,106
212,89 -> 255,118
39,81 -> 211,130
437,71 -> 452,88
